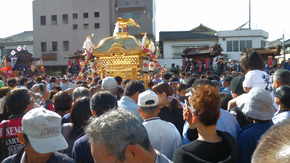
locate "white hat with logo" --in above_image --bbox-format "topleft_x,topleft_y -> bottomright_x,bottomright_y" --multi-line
22,108 -> 68,154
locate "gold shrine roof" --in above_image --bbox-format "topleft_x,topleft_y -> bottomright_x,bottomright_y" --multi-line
94,35 -> 142,52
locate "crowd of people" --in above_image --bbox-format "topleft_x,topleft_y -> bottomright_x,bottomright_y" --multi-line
1,50 -> 290,163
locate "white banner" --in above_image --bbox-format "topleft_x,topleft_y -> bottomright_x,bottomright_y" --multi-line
142,60 -> 149,72
87,62 -> 96,74
149,61 -> 155,71
11,57 -> 18,69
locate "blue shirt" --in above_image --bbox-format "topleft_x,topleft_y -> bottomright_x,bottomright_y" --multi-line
221,87 -> 232,95
284,62 -> 290,70
118,96 -> 143,122
182,109 -> 240,145
61,83 -> 76,90
237,121 -> 273,163
152,78 -> 162,84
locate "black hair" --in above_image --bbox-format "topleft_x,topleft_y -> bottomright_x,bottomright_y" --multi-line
219,92 -> 233,110
192,79 -> 216,90
5,89 -> 31,114
140,104 -> 159,114
117,87 -> 124,95
27,81 -> 35,90
121,79 -> 130,86
52,85 -> 61,92
98,79 -> 102,86
185,76 -> 196,89
124,80 -> 145,97
115,76 -> 123,85
50,77 -> 56,84
163,73 -> 172,80
7,78 -> 17,88
223,76 -> 233,84
94,77 -> 101,84
176,83 -> 187,92
207,75 -> 215,81
240,50 -> 264,72
90,91 -> 117,116
70,96 -> 92,138
53,91 -> 73,117
20,77 -> 28,86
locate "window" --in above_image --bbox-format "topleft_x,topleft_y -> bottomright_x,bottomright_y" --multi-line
123,12 -> 141,19
240,41 -> 246,51
261,40 -> 266,48
133,12 -> 141,19
94,23 -> 100,29
172,47 -> 188,58
41,42 -> 47,52
123,12 -> 132,18
51,15 -> 57,25
233,41 -> 239,52
63,41 -> 69,51
83,13 -> 88,18
227,41 -> 232,52
94,12 -> 99,17
40,16 -> 46,25
246,40 -> 252,49
125,1 -> 129,5
52,41 -> 58,51
73,24 -> 78,30
84,24 -> 89,29
135,1 -> 139,5
62,14 -> 68,24
73,13 -> 78,19
3,49 -> 16,57
228,40 -> 253,52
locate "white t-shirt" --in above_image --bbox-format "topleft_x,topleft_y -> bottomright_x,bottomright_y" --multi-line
243,70 -> 273,93
143,117 -> 181,160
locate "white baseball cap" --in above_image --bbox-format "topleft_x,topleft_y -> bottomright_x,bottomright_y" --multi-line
138,90 -> 159,107
22,108 -> 68,154
101,77 -> 117,90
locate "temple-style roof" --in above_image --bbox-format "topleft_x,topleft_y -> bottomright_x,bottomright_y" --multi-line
243,46 -> 281,61
0,31 -> 33,44
95,37 -> 141,52
7,50 -> 40,65
159,31 -> 217,41
190,24 -> 217,34
181,44 -> 224,60
159,24 -> 218,41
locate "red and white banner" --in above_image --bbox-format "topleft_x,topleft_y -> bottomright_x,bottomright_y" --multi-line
268,56 -> 273,67
0,65 -> 13,78
205,58 -> 210,69
142,60 -> 149,72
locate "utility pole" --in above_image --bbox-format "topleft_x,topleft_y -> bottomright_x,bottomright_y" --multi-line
283,34 -> 285,61
249,0 -> 251,30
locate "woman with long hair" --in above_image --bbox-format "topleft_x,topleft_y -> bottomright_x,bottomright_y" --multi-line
152,82 -> 184,136
61,96 -> 92,157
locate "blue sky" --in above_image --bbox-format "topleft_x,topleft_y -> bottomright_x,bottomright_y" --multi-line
1,0 -> 289,41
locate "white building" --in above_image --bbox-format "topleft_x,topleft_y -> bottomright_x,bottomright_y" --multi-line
0,31 -> 34,62
158,24 -> 269,70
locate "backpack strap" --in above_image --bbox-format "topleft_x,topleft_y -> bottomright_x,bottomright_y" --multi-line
60,123 -> 72,154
